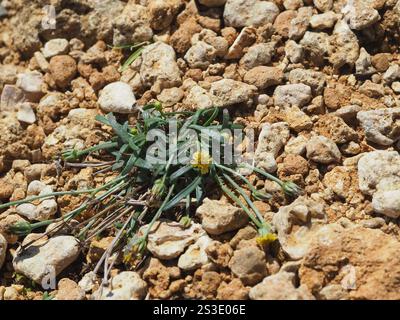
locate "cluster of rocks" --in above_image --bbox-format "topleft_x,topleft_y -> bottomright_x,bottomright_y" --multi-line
1,0 -> 400,300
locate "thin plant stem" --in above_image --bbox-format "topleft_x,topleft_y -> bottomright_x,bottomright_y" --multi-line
222,172 -> 265,224
214,175 -> 262,229
0,174 -> 128,210
142,185 -> 175,240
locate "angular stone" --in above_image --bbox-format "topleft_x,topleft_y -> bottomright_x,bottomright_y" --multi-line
196,198 -> 248,235
224,0 -> 280,28
250,272 -> 314,300
141,221 -> 205,260
178,235 -> 212,271
13,235 -> 80,284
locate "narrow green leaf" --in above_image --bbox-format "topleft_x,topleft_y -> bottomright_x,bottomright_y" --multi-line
195,185 -> 203,205
163,176 -> 201,211
119,46 -> 144,73
170,165 -> 193,181
203,107 -> 219,127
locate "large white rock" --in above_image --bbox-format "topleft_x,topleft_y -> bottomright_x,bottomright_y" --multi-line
383,64 -> 400,83
239,42 -> 275,70
42,38 -> 70,58
355,47 -> 376,76
306,135 -> 341,164
272,196 -> 336,260
255,122 -> 290,157
358,151 -> 400,218
141,221 -> 205,260
196,198 -> 248,235
372,189 -> 400,219
17,102 -> 36,124
209,79 -> 257,107
184,85 -> 213,109
357,108 -> 400,146
224,0 -> 280,28
229,246 -> 267,285
16,71 -> 44,102
255,122 -> 290,173
184,41 -> 216,69
344,0 -> 380,30
310,11 -> 340,30
178,235 -> 212,271
300,31 -> 330,65
92,271 -> 147,300
288,68 -> 326,95
13,235 -> 80,284
274,84 -> 312,107
329,20 -> 360,71
98,81 -> 136,114
113,3 -> 153,46
140,41 -> 182,93
357,151 -> 400,196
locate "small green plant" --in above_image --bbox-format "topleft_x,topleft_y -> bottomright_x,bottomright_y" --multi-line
110,42 -> 149,73
1,104 -> 300,278
42,292 -> 54,300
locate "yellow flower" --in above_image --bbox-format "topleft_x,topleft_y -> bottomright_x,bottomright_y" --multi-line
191,151 -> 212,175
256,233 -> 278,246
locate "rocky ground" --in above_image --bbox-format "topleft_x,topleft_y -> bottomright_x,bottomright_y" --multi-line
1,0 -> 400,300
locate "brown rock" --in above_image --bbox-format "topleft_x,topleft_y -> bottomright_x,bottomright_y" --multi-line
229,226 -> 258,249
143,258 -> 183,299
243,66 -> 283,89
196,198 -> 249,235
299,226 -> 400,300
278,154 -> 309,177
322,166 -> 362,201
314,114 -> 358,144
217,279 -> 249,300
221,27 -> 237,46
274,10 -> 297,38
198,271 -> 222,298
49,55 -> 77,89
55,278 -> 85,300
306,135 -> 341,164
87,237 -> 114,264
184,69 -> 203,82
225,27 -> 257,60
170,18 -> 202,54
148,0 -> 182,31
89,65 -> 120,91
359,81 -> 385,98
0,179 -> 14,200
0,214 -> 26,244
371,53 -> 390,72
284,106 -> 313,132
198,15 -> 221,33
206,241 -> 233,268
323,84 -> 352,110
229,247 -> 267,286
